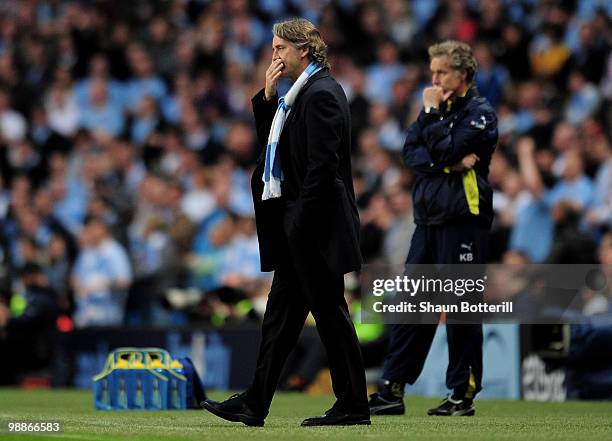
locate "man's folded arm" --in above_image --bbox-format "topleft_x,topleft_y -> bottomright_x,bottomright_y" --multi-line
402,119 -> 447,175
419,107 -> 497,166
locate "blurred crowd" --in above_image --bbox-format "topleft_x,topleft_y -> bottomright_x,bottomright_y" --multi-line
0,0 -> 611,332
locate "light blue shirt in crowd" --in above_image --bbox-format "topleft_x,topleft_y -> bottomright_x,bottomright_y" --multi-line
79,102 -> 125,137
510,176 -> 594,262
124,77 -> 167,110
544,175 -> 594,209
510,195 -> 554,263
365,64 -> 406,105
74,79 -> 126,109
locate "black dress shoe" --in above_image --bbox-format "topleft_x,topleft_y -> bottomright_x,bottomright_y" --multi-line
301,408 -> 371,426
201,393 -> 265,427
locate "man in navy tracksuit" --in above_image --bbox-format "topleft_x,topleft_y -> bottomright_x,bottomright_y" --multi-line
369,41 -> 498,416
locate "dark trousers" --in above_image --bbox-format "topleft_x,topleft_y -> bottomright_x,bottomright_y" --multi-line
382,222 -> 487,399
245,229 -> 368,416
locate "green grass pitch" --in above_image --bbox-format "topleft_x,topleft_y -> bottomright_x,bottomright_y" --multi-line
0,389 -> 611,441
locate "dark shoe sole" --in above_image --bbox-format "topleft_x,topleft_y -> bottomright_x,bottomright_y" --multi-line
370,404 -> 405,416
427,408 -> 475,416
201,401 -> 265,427
301,418 -> 371,427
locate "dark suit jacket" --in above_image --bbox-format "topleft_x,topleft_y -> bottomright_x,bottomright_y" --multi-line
250,69 -> 362,275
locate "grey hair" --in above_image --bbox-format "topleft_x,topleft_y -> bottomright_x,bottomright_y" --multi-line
272,18 -> 330,70
428,40 -> 477,83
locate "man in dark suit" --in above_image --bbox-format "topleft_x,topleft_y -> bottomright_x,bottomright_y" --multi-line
201,18 -> 370,427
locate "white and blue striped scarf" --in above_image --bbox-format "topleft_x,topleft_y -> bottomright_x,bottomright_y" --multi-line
262,62 -> 322,200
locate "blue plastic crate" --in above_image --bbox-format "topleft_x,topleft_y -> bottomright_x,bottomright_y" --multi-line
93,347 -> 187,410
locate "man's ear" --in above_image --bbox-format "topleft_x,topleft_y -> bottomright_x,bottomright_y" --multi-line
300,47 -> 309,59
